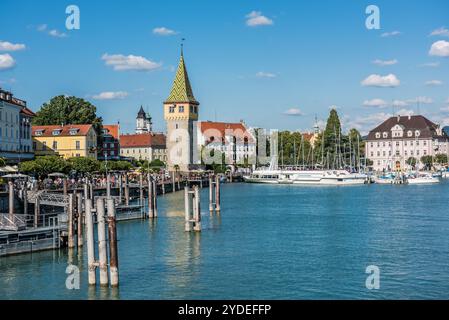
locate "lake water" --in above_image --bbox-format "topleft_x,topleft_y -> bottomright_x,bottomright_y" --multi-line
1,181 -> 449,299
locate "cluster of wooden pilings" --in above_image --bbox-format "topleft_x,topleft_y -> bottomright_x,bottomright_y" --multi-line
66,183 -> 120,287
209,175 -> 221,213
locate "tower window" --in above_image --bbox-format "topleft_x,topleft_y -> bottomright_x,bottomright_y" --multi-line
179,106 -> 184,113
169,106 -> 175,113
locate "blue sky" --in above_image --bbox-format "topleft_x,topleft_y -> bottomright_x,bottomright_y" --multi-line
1,0 -> 449,134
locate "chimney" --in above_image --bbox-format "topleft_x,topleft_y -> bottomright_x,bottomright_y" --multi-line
408,114 -> 411,120
397,115 -> 400,122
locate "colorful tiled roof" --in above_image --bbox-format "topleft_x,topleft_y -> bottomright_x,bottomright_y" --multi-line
120,133 -> 166,148
32,124 -> 94,137
164,53 -> 198,105
103,124 -> 120,139
199,121 -> 255,143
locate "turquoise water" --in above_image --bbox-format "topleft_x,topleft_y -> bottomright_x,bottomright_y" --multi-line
1,182 -> 449,299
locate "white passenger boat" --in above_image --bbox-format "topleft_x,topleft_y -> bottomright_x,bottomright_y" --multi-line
406,172 -> 440,184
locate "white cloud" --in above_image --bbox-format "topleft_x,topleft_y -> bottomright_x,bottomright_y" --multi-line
0,54 -> 15,70
102,53 -> 162,71
283,108 -> 303,116
381,31 -> 401,37
37,24 -> 47,32
0,41 -> 26,52
361,74 -> 400,87
363,99 -> 388,108
425,80 -> 443,86
255,71 -> 276,78
92,91 -> 128,100
372,59 -> 398,66
430,27 -> 449,37
429,40 -> 449,57
440,106 -> 449,112
396,108 -> 415,116
48,29 -> 67,38
152,27 -> 178,36
420,62 -> 440,67
246,11 -> 273,27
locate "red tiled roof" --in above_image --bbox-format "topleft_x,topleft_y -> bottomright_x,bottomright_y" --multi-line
199,121 -> 255,143
103,124 -> 119,139
20,107 -> 36,117
120,133 -> 166,148
302,133 -> 314,141
32,124 -> 94,137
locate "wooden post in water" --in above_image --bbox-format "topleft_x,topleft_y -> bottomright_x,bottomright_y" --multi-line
118,173 -> 123,204
147,174 -> 154,218
177,175 -> 181,190
106,173 -> 111,199
34,197 -> 40,228
152,180 -> 158,217
215,175 -> 221,212
172,172 -> 176,192
139,173 -> 144,206
124,174 -> 129,206
77,193 -> 83,247
89,181 -> 93,202
193,185 -> 201,232
84,182 -> 89,200
184,186 -> 192,232
209,176 -> 214,212
23,185 -> 28,216
161,176 -> 165,194
85,199 -> 96,285
107,198 -> 119,287
68,194 -> 75,248
8,181 -> 14,217
96,197 -> 109,286
63,178 -> 68,196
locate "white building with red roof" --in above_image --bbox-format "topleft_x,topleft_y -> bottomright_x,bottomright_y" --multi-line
119,132 -> 166,162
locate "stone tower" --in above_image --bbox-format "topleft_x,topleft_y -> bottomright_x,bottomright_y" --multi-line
136,106 -> 152,134
163,49 -> 199,172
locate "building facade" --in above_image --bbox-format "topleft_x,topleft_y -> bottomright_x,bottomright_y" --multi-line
136,106 -> 152,134
32,124 -> 98,159
197,121 -> 256,169
0,88 -> 35,163
365,115 -> 449,171
99,124 -> 120,160
120,133 -> 166,162
163,50 -> 199,172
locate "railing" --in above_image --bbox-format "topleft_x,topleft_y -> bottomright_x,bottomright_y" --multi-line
26,191 -> 69,207
0,214 -> 26,231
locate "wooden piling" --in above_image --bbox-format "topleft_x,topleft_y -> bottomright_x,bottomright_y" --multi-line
106,173 -> 111,198
8,181 -> 14,217
63,178 -> 68,196
77,193 -> 83,247
96,197 -> 109,286
152,180 -> 158,217
107,198 -> 119,287
139,174 -> 144,206
118,173 -> 123,204
193,185 -> 201,232
184,186 -> 192,232
172,172 -> 176,192
209,176 -> 214,212
23,185 -> 28,216
147,174 -> 154,218
68,194 -> 75,248
215,175 -> 221,212
124,175 -> 129,206
89,182 -> 94,201
85,199 -> 96,285
162,177 -> 165,194
34,197 -> 40,228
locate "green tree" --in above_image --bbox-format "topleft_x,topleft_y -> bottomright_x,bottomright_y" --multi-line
19,156 -> 71,178
406,157 -> 418,169
420,155 -> 433,170
68,157 -> 100,175
33,95 -> 103,136
322,108 -> 343,168
435,154 -> 448,165
0,157 -> 6,167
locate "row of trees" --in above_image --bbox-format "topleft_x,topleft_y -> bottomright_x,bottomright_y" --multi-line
18,156 -> 141,178
406,154 -> 448,170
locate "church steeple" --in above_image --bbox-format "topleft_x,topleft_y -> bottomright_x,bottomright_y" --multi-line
164,50 -> 199,105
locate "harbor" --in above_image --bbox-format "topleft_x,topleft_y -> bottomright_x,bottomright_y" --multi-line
1,181 -> 449,299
